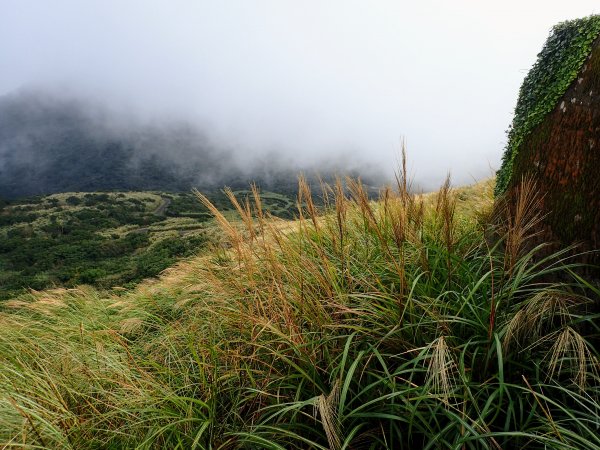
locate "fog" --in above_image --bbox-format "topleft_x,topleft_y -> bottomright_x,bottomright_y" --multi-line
1,0 -> 598,189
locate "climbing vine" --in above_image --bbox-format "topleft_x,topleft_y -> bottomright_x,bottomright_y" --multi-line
495,15 -> 600,196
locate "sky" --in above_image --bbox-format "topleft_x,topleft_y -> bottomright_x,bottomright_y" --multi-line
0,0 -> 598,187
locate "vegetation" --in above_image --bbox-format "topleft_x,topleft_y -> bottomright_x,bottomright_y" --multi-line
0,190 -> 296,299
496,14 -> 600,196
0,160 -> 598,448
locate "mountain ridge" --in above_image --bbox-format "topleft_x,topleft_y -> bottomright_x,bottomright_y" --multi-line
0,89 -> 384,199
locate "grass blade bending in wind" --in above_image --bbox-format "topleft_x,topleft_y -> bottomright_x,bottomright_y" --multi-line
0,159 -> 598,449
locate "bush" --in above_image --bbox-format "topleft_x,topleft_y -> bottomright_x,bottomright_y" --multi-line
65,196 -> 81,206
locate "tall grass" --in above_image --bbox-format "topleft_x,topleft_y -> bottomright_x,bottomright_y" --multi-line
0,161 -> 598,449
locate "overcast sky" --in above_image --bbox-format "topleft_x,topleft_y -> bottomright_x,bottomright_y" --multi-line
0,0 -> 598,186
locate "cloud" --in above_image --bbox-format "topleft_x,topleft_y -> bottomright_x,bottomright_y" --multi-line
0,0 -> 598,190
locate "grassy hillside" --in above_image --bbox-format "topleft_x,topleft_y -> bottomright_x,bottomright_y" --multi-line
0,173 -> 599,448
0,189 -> 296,299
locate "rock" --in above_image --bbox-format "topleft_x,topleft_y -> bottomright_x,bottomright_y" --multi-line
497,16 -> 600,276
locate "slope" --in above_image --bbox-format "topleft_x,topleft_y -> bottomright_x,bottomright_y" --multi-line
1,175 -> 599,449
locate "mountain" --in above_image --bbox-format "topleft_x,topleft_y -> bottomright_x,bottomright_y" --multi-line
0,89 -> 244,199
0,89 -> 384,200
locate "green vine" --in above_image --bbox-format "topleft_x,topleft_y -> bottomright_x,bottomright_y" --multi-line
495,15 -> 600,196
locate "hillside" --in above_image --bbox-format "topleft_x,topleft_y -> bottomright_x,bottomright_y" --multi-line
1,175 -> 599,448
0,189 -> 296,299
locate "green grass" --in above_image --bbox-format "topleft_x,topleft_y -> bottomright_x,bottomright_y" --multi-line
0,170 -> 598,448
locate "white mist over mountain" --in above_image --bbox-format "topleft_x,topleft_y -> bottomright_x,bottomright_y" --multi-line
1,0 -> 598,189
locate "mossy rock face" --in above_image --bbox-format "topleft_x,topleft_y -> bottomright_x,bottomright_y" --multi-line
498,16 -> 600,270
497,15 -> 600,195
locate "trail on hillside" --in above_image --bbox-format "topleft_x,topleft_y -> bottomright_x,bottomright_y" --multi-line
153,197 -> 171,216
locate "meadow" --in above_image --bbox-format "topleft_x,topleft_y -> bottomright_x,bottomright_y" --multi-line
0,161 -> 599,449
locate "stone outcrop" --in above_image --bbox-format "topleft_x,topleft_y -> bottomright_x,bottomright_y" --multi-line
497,17 -> 600,273
513,40 -> 600,259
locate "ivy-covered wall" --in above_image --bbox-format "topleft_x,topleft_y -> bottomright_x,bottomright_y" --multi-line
495,15 -> 600,196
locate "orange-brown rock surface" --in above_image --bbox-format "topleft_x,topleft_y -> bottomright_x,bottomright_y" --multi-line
507,38 -> 600,272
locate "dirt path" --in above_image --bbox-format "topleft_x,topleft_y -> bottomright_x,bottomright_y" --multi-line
153,197 -> 171,216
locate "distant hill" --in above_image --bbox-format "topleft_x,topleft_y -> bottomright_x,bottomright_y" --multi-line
0,89 -> 242,199
0,188 -> 297,299
0,89 -> 382,199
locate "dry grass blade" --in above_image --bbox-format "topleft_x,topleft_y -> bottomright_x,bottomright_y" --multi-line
314,381 -> 341,450
425,336 -> 457,405
193,188 -> 241,247
503,290 -> 584,353
224,187 -> 256,240
496,176 -> 546,274
298,175 -> 320,232
547,326 -> 600,389
435,175 -> 455,238
521,375 -> 565,444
